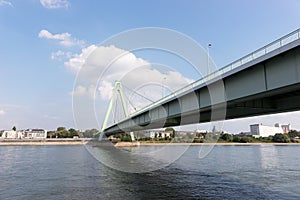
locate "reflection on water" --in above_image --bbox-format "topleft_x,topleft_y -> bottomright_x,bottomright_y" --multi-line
84,140 -> 190,173
0,145 -> 299,199
259,145 -> 279,170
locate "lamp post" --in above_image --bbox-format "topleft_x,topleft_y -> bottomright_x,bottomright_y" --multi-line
207,43 -> 212,78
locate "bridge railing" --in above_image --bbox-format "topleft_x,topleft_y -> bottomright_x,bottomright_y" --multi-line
108,28 -> 300,127
196,28 -> 300,88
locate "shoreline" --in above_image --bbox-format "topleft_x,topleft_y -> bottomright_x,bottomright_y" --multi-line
1,139 -> 300,146
139,142 -> 300,146
0,139 -> 88,146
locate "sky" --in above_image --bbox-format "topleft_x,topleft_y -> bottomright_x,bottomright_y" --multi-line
1,0 -> 300,133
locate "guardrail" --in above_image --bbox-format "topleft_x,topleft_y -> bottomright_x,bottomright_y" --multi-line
108,28 -> 300,127
194,28 -> 300,88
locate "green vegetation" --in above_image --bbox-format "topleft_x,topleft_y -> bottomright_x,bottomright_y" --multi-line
115,130 -> 300,144
203,132 -> 220,143
190,130 -> 300,143
120,134 -> 132,142
165,127 -> 175,138
70,127 -> 300,143
220,133 -> 232,141
272,133 -> 290,143
47,127 -> 99,138
213,131 -> 300,143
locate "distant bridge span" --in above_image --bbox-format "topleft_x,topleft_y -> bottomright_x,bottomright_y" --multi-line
103,29 -> 300,136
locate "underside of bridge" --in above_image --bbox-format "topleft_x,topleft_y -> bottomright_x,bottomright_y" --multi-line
103,36 -> 300,136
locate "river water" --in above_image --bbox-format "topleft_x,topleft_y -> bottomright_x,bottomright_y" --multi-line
0,144 -> 299,199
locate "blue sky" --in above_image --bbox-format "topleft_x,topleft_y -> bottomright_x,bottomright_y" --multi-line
1,0 -> 300,133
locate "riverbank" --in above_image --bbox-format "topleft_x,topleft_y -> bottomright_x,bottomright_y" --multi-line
1,139 -> 300,146
114,141 -> 140,147
0,139 -> 88,146
138,142 -> 300,146
114,141 -> 300,146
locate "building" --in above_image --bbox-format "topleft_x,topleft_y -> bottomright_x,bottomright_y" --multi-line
1,130 -> 18,139
250,123 -> 290,137
25,129 -> 47,139
144,129 -> 171,139
281,124 -> 291,134
1,129 -> 47,139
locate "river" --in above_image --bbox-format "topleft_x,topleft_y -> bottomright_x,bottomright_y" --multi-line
0,144 -> 299,199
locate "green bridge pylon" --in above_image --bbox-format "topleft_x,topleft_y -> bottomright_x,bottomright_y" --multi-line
99,81 -> 135,141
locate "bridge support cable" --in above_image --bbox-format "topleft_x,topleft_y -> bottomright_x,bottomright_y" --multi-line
123,92 -> 137,112
100,81 -> 129,140
121,83 -> 157,117
122,84 -> 155,104
100,81 -> 161,140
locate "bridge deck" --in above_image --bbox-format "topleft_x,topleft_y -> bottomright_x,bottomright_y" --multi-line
104,29 -> 300,135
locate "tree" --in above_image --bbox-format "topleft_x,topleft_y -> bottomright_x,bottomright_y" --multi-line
240,136 -> 253,143
68,128 -> 79,138
47,131 -> 56,138
120,134 -> 131,142
220,133 -> 232,142
272,133 -> 290,143
204,132 -> 219,142
165,127 -> 175,138
57,127 -> 66,132
56,127 -> 69,138
83,129 -> 99,138
233,135 -> 241,142
12,126 -> 16,131
288,130 -> 299,139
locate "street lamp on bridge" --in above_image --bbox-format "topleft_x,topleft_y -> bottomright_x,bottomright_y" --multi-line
207,43 -> 212,77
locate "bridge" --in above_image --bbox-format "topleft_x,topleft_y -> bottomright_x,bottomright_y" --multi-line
101,29 -> 300,136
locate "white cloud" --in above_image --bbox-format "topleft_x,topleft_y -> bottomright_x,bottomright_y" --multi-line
0,110 -> 5,115
38,29 -> 84,47
0,0 -> 13,7
95,66 -> 194,111
70,45 -> 196,129
51,50 -> 72,61
40,0 -> 69,9
72,85 -> 98,100
39,29 -> 69,40
64,45 -> 97,73
72,45 -> 151,81
98,80 -> 113,100
71,45 -> 194,114
72,85 -> 87,96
